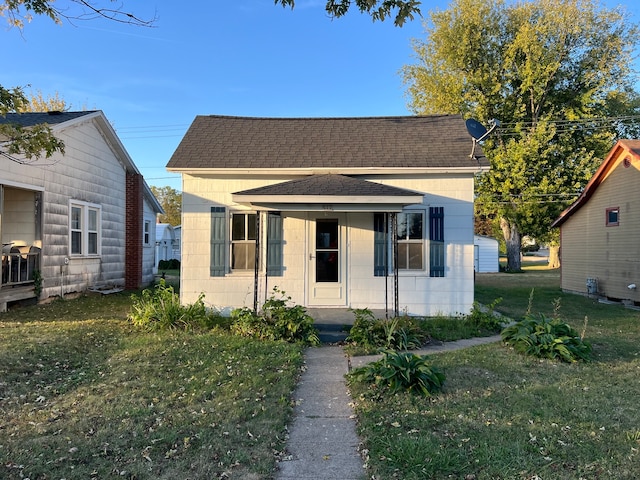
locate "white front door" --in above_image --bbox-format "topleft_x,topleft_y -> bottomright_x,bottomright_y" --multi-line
307,214 -> 346,306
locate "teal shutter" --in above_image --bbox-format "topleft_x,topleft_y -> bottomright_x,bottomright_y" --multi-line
266,212 -> 283,276
210,207 -> 227,276
373,213 -> 387,276
429,207 -> 445,277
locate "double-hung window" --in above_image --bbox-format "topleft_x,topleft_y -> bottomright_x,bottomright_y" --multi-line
70,201 -> 101,256
143,220 -> 151,246
232,213 -> 257,270
209,207 -> 284,276
374,207 -> 445,277
397,211 -> 424,270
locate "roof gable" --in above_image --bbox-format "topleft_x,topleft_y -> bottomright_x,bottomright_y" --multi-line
552,139 -> 640,228
167,114 -> 489,171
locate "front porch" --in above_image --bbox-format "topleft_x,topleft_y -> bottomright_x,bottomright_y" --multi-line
0,284 -> 37,312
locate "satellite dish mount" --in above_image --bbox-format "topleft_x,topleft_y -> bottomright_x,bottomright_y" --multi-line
465,118 -> 500,159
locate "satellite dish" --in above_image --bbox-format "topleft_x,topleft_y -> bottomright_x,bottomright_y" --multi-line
465,118 -> 500,158
466,118 -> 488,141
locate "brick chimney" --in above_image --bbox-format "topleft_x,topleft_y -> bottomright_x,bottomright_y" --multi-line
125,172 -> 143,289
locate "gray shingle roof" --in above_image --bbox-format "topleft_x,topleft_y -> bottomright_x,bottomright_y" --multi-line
167,115 -> 489,170
233,174 -> 421,197
0,111 -> 97,127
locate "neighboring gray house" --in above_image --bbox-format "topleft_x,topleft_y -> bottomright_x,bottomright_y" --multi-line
0,111 -> 163,311
172,225 -> 181,261
167,115 -> 489,317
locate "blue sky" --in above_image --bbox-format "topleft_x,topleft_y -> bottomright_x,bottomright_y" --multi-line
3,1 -> 639,192
3,0 -> 431,191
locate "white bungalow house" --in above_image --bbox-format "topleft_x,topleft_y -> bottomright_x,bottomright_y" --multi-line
0,111 -> 163,311
166,115 -> 489,317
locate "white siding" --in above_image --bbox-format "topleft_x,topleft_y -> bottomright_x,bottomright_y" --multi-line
1,116 -> 128,298
180,173 -> 477,316
474,235 -> 499,273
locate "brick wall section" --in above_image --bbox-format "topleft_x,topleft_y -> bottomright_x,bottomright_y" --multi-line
125,172 -> 143,289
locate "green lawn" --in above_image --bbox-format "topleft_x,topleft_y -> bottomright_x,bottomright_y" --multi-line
0,292 -> 303,480
350,267 -> 640,479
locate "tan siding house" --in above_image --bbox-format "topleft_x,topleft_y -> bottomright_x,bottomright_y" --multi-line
0,111 -> 163,311
552,140 -> 640,303
167,115 -> 489,317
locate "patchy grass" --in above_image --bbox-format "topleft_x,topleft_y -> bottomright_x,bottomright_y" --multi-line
0,293 -> 303,480
351,269 -> 640,479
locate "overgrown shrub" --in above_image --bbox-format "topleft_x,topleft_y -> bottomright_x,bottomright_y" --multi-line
128,280 -> 215,331
230,288 -> 320,345
348,349 -> 445,396
346,308 -> 427,353
501,312 -> 592,362
158,258 -> 180,270
463,299 -> 504,332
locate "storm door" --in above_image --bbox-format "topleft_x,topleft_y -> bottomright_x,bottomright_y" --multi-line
307,215 -> 346,306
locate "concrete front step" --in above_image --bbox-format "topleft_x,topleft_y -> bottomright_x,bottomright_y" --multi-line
314,322 -> 351,344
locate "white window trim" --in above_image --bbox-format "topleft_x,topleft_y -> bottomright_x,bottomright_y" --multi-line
143,220 -> 151,246
230,212 -> 257,273
397,208 -> 426,272
69,200 -> 102,257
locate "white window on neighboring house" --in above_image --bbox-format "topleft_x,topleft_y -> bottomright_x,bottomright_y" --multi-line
70,201 -> 101,256
144,220 -> 151,246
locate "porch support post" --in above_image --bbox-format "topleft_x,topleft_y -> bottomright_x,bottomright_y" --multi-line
253,211 -> 261,313
384,212 -> 389,320
390,212 -> 399,317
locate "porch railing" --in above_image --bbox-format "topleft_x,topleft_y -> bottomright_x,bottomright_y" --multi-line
1,249 -> 41,287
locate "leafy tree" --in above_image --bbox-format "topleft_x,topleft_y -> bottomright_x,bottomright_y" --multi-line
275,0 -> 421,26
19,90 -> 68,112
403,0 -> 640,271
1,1 -> 153,161
151,186 -> 182,226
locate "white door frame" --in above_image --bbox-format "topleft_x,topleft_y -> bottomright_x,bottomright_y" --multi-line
306,213 -> 347,306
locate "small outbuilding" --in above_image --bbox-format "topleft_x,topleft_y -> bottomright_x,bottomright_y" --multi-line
474,235 -> 499,273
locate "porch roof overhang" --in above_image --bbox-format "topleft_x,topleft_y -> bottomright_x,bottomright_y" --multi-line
231,174 -> 424,212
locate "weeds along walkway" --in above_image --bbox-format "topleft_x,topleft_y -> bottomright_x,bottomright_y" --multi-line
275,335 -> 502,480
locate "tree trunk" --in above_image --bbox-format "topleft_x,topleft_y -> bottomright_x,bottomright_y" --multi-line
548,245 -> 560,269
500,217 -> 522,272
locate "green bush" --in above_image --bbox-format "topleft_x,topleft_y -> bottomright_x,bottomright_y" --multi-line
158,258 -> 180,270
230,288 -> 320,345
348,349 -> 445,396
128,279 -> 215,331
462,299 -> 504,332
346,308 -> 427,353
501,312 -> 592,362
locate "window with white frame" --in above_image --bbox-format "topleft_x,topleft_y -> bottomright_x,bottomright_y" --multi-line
143,220 -> 151,246
70,201 -> 101,256
396,211 -> 424,270
231,213 -> 257,270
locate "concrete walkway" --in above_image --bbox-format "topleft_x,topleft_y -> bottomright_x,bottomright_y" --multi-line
275,334 -> 502,479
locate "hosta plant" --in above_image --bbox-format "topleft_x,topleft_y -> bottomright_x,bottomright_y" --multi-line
346,308 -> 427,353
501,312 -> 592,362
348,349 -> 445,397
